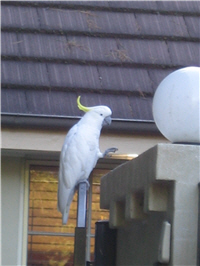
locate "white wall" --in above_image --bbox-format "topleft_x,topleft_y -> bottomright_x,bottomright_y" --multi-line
2,128 -> 168,155
1,157 -> 25,266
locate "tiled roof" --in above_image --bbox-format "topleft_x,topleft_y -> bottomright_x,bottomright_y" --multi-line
1,1 -> 200,132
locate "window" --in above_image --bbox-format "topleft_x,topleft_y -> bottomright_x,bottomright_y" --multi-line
27,161 -> 121,266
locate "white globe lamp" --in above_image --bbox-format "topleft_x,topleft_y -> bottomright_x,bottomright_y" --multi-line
152,66 -> 200,144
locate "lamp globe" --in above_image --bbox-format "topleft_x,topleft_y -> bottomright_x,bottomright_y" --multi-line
152,66 -> 200,144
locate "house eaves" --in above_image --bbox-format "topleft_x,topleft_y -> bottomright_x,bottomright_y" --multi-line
1,113 -> 161,135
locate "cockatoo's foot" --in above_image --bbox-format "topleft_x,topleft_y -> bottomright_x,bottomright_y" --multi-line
103,147 -> 118,157
76,179 -> 90,190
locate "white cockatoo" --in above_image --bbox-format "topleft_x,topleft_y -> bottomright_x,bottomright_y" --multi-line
58,96 -> 117,224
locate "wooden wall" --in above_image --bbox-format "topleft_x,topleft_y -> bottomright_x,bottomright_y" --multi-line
28,166 -> 109,266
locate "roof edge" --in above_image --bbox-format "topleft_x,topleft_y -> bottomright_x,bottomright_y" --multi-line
2,1 -> 200,17
1,114 -> 162,136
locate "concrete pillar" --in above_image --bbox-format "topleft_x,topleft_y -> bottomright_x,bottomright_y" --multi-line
100,144 -> 200,265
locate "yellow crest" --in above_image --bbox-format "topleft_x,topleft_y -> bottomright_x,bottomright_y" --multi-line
77,96 -> 90,112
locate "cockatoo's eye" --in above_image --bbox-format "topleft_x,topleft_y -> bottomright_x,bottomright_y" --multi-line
100,114 -> 103,116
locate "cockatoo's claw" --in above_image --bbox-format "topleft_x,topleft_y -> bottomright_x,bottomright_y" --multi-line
76,179 -> 90,190
103,147 -> 118,157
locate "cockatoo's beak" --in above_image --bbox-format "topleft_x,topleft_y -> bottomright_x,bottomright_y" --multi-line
103,115 -> 112,126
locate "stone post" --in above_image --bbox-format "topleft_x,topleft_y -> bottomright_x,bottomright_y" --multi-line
100,144 -> 200,265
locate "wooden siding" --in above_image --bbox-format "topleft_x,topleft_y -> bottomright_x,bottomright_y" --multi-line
28,166 -> 109,266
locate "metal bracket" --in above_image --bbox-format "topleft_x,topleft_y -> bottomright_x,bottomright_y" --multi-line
77,181 -> 88,227
74,181 -> 88,266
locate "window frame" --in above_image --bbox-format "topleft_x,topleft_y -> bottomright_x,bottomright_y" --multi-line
22,158 -> 126,265
23,160 -> 59,265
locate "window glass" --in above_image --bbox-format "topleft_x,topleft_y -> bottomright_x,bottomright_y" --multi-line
28,165 -> 110,266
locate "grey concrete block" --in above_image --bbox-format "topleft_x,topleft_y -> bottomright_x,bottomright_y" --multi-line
100,144 -> 200,265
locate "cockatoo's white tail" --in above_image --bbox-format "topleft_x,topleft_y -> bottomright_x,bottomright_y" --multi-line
58,181 -> 75,224
61,189 -> 74,224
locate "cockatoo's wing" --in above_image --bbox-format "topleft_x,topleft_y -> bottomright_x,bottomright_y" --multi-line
59,124 -> 78,189
57,124 -> 79,223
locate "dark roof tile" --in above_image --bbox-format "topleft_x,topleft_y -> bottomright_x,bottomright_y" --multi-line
61,36 -> 118,62
2,61 -> 50,86
1,32 -> 19,55
95,11 -> 139,35
1,56 -> 189,95
108,1 -> 158,10
156,1 -> 200,13
148,69 -> 174,92
3,1 -> 199,13
3,32 -> 198,68
51,1 -> 199,13
57,1 -> 110,8
37,8 -> 89,31
73,93 -> 133,119
2,32 -> 173,66
97,66 -> 153,93
1,88 -> 28,114
129,96 -> 153,120
49,91 -> 79,116
135,13 -> 189,37
3,4 -> 199,39
76,93 -> 153,120
1,5 -> 40,28
48,63 -> 154,93
118,39 -> 171,65
168,41 -> 200,66
1,87 -> 153,120
47,63 -> 100,89
184,16 -> 200,38
18,33 -> 67,59
37,8 -> 140,35
25,89 -> 52,114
